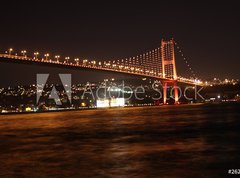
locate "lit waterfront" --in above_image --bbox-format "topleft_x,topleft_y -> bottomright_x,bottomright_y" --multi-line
1,103 -> 240,177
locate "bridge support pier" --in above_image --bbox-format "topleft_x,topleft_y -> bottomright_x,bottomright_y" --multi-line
174,82 -> 179,105
162,81 -> 179,105
163,82 -> 167,105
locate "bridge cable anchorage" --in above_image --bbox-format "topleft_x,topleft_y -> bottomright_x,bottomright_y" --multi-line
174,41 -> 197,80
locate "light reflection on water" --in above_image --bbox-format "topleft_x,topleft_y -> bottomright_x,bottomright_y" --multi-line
0,103 -> 240,177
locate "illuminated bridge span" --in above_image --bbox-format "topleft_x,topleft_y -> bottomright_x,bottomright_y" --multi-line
0,39 -> 203,104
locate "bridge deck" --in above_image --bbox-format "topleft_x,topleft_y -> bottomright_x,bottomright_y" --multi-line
0,54 -> 203,86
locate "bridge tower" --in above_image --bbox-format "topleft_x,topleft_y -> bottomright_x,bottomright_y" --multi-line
161,39 -> 179,104
161,39 -> 177,79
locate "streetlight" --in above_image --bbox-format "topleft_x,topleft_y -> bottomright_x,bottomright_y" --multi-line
74,58 -> 79,65
65,57 -> 70,64
55,55 -> 60,62
8,48 -> 13,56
44,53 -> 49,61
91,60 -> 96,66
83,59 -> 88,66
34,52 -> 39,60
21,50 -> 27,58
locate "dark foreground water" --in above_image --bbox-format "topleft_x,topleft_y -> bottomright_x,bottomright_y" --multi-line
1,103 -> 240,178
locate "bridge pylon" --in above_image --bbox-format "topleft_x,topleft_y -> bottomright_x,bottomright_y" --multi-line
161,39 -> 177,80
161,39 -> 179,104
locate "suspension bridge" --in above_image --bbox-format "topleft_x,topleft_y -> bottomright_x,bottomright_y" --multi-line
0,39 -> 203,104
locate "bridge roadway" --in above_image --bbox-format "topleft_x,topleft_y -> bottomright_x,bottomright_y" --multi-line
0,54 -> 203,86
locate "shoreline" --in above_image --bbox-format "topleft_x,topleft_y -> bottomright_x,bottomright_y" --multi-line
0,102 -> 221,116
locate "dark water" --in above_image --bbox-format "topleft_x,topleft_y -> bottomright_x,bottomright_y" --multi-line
1,103 -> 240,178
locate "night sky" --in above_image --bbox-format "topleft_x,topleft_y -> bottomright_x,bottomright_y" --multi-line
0,1 -> 239,87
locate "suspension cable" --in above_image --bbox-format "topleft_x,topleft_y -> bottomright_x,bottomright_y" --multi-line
174,41 -> 197,79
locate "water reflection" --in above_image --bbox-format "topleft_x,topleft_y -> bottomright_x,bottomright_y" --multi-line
0,103 -> 240,177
